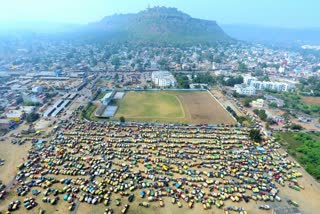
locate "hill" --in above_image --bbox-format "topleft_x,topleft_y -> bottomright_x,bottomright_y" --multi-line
86,7 -> 231,44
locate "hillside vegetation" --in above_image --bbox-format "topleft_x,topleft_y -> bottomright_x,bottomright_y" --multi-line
87,7 -> 231,44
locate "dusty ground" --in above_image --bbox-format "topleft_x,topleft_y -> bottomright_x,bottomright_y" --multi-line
0,141 -> 31,184
291,118 -> 320,131
178,91 -> 236,125
301,96 -> 320,105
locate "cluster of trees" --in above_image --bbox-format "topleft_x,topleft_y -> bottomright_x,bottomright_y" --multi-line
119,116 -> 125,123
158,58 -> 169,70
253,109 -> 267,121
192,72 -> 215,85
268,102 -> 278,108
249,129 -> 262,142
238,62 -> 248,73
226,106 -> 237,118
299,76 -> 320,96
257,75 -> 270,81
290,123 -> 303,130
45,92 -> 58,99
174,73 -> 190,89
23,101 -> 41,106
288,133 -> 320,180
252,70 -> 264,77
243,98 -> 252,107
26,113 -> 39,123
226,106 -> 253,127
219,75 -> 244,87
280,92 -> 320,115
111,56 -> 121,70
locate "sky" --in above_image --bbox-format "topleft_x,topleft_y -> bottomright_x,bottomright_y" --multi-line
0,0 -> 319,28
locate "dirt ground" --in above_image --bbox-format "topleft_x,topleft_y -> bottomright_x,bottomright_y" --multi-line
301,96 -> 320,105
291,118 -> 320,131
277,149 -> 320,214
178,91 -> 236,125
0,141 -> 31,184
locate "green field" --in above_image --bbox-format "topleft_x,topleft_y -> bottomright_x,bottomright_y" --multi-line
114,91 -> 186,123
276,132 -> 320,181
81,102 -> 98,121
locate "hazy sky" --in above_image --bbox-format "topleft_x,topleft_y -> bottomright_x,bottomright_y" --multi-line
0,0 -> 319,28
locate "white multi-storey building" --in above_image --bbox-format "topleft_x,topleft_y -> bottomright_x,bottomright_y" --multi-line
243,75 -> 294,92
151,71 -> 176,87
249,80 -> 292,91
234,84 -> 256,96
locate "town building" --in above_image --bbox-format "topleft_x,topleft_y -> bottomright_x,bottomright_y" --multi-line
0,119 -> 15,130
249,80 -> 293,92
22,93 -> 46,104
101,91 -> 116,106
32,86 -> 44,93
6,110 -> 25,122
243,75 -> 295,92
251,99 -> 264,109
151,71 -> 176,87
234,84 -> 256,96
264,95 -> 284,107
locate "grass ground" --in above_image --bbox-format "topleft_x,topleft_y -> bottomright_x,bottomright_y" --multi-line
81,103 -> 98,121
114,91 -> 236,125
97,91 -> 107,100
276,132 -> 320,181
114,91 -> 185,123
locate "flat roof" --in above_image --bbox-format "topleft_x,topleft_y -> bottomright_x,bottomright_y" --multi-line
103,106 -> 118,117
114,92 -> 125,99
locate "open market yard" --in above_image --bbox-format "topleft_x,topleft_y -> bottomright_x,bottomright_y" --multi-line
1,109 -> 320,214
114,91 -> 236,125
301,96 -> 320,105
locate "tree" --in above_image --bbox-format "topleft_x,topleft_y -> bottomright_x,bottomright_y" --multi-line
244,98 -> 251,107
290,123 -> 303,130
238,62 -> 248,73
221,75 -> 243,87
258,110 -> 267,121
174,73 -> 190,89
252,70 -> 264,77
119,116 -> 125,123
265,122 -> 270,130
249,129 -> 262,142
268,102 -> 278,108
111,57 -> 120,70
258,76 -> 270,81
193,72 -> 215,85
253,109 -> 267,121
16,97 -> 23,105
158,58 -> 169,70
26,113 -> 39,123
